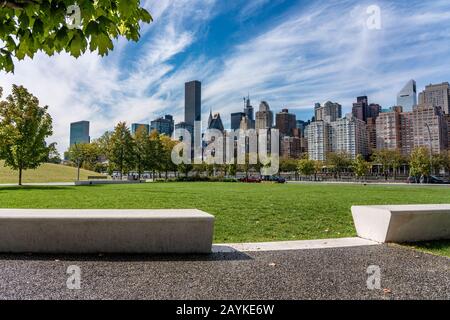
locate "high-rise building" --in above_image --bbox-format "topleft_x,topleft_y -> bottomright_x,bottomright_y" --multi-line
419,82 -> 450,115
397,80 -> 417,112
174,122 -> 194,141
314,101 -> 342,122
368,103 -> 382,119
280,136 -> 303,159
352,96 -> 369,122
244,95 -> 254,123
412,104 -> 448,154
185,80 -> 201,126
305,121 -> 331,161
207,110 -> 225,132
70,121 -> 90,146
255,101 -> 274,130
330,115 -> 369,159
131,123 -> 150,136
399,112 -> 414,156
275,109 -> 297,136
366,117 -> 377,153
306,114 -> 368,161
150,115 -> 174,136
376,109 -> 402,151
231,112 -> 245,130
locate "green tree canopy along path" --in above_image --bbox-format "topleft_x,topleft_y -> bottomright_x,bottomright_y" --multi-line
0,0 -> 152,72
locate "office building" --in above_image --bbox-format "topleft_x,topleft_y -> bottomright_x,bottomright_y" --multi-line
70,121 -> 90,146
244,95 -> 255,123
366,117 -> 377,153
174,122 -> 194,141
185,80 -> 201,126
276,109 -> 297,136
412,104 -> 448,154
419,82 -> 450,114
352,96 -> 369,122
231,112 -> 246,130
368,103 -> 382,119
280,136 -> 303,159
330,115 -> 369,159
208,111 -> 225,132
151,115 -> 174,136
255,101 -> 274,130
131,123 -> 150,136
305,121 -> 331,161
376,109 -> 402,151
397,80 -> 417,112
314,101 -> 342,122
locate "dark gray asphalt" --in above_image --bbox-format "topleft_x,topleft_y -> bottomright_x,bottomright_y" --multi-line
0,244 -> 448,300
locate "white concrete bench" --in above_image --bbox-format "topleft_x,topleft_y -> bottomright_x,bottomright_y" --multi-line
0,209 -> 214,254
352,205 -> 450,243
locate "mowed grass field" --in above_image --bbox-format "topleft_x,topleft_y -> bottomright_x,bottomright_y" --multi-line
0,161 -> 99,184
0,182 -> 449,256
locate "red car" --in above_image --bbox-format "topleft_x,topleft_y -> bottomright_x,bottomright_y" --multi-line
239,177 -> 262,183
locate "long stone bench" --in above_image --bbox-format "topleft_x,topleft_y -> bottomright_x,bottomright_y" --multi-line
0,209 -> 214,254
352,205 -> 450,243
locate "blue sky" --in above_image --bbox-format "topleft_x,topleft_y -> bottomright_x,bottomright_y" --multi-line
1,0 -> 450,152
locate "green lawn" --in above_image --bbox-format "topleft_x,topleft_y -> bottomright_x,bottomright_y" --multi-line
0,182 -> 449,257
0,161 -> 100,184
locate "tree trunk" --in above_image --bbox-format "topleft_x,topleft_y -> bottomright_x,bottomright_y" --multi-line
18,167 -> 22,186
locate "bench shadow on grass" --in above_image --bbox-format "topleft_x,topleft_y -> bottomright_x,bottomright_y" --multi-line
0,248 -> 252,262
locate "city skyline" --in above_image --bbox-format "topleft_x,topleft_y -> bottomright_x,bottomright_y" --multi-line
1,0 -> 450,153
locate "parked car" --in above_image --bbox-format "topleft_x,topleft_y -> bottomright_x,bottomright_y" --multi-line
239,177 -> 262,183
262,176 -> 286,184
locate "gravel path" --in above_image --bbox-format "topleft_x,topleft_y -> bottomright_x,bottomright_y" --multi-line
0,244 -> 448,300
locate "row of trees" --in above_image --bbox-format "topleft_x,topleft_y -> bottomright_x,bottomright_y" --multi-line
67,123 -> 178,180
295,148 -> 450,181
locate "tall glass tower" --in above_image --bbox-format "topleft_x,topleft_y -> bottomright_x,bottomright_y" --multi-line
397,80 -> 417,112
69,121 -> 90,146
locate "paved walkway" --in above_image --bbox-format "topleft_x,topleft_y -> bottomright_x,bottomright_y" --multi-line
0,244 -> 448,300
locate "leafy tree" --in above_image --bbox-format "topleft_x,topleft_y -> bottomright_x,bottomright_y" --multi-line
313,160 -> 323,181
409,147 -> 431,180
133,125 -> 148,179
297,158 -> 315,179
390,150 -> 404,180
372,149 -> 393,180
443,150 -> 450,178
160,135 -> 178,180
431,154 -> 445,176
0,85 -> 53,185
326,152 -> 351,180
147,130 -> 163,178
0,0 -> 152,72
46,142 -> 61,164
67,142 -> 99,180
109,122 -> 135,178
352,154 -> 371,180
178,162 -> 193,178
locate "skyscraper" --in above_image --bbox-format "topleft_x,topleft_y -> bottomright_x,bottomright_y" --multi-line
412,104 -> 448,154
185,80 -> 201,126
231,112 -> 246,130
244,95 -> 255,125
70,121 -> 90,146
418,82 -> 450,114
151,115 -> 174,136
352,96 -> 369,122
207,110 -> 225,132
276,109 -> 297,136
397,80 -> 417,112
255,101 -> 274,130
314,101 -> 342,122
131,123 -> 150,136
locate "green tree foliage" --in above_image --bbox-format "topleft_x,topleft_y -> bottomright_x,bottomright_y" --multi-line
0,0 -> 152,72
46,142 -> 61,163
326,152 -> 351,179
297,158 -> 315,178
409,147 -> 431,178
0,85 -> 53,185
109,122 -> 135,177
67,142 -> 99,180
133,125 -> 148,179
352,154 -> 371,180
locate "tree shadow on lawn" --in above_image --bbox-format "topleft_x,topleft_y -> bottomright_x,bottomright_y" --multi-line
0,185 -> 106,192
